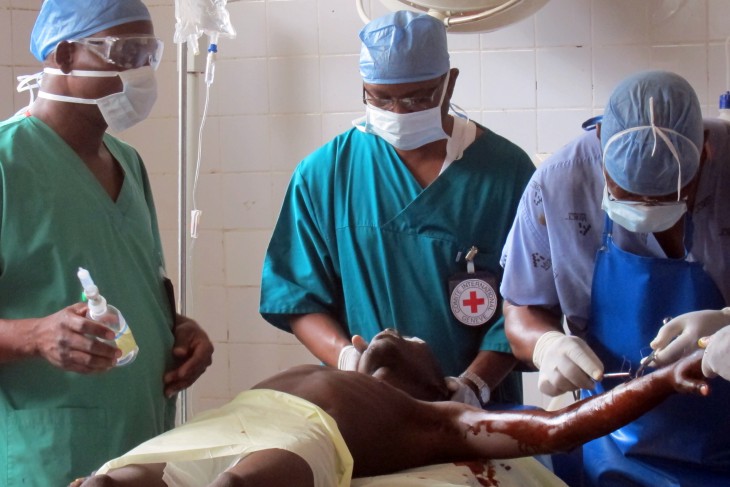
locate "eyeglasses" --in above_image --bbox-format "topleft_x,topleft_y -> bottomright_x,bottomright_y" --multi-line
69,36 -> 164,70
362,76 -> 446,112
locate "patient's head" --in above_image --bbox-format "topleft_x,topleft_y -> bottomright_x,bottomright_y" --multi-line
357,329 -> 449,401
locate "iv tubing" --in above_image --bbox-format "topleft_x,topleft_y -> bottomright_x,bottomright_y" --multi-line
190,35 -> 218,240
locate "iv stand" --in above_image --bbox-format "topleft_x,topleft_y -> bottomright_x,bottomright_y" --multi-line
177,40 -> 189,425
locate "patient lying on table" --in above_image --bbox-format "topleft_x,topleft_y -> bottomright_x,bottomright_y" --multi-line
74,329 -> 709,487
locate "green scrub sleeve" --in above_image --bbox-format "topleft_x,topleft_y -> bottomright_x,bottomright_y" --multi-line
260,167 -> 341,332
479,315 -> 513,354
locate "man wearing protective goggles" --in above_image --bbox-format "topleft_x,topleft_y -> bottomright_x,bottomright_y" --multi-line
0,1 -> 213,486
35,26 -> 164,133
500,70 -> 730,486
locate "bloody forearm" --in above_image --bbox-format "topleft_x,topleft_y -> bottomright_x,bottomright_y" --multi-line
461,352 -> 706,458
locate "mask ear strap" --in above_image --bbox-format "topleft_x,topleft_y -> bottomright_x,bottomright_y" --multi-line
43,67 -> 119,78
16,72 -> 43,106
37,91 -> 96,105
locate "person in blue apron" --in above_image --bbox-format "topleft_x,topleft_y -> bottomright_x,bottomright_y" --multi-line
500,70 -> 730,486
260,10 -> 535,409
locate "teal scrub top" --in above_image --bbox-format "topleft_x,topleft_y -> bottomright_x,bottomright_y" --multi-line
0,115 -> 176,486
260,126 -> 534,381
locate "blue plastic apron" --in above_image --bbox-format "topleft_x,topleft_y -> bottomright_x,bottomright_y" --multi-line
583,216 -> 730,487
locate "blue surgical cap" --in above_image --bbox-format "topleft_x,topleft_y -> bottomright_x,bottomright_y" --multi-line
31,0 -> 152,62
359,10 -> 449,85
601,70 -> 702,196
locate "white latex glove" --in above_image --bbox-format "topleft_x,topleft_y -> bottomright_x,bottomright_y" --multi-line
337,335 -> 368,370
445,376 -> 483,408
337,345 -> 361,370
650,308 -> 730,367
533,331 -> 604,397
699,324 -> 730,380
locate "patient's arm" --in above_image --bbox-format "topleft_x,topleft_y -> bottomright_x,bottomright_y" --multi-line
452,350 -> 708,459
253,351 -> 707,477
74,341 -> 709,484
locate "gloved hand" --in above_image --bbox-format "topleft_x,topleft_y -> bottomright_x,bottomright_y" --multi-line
533,331 -> 604,396
337,346 -> 361,370
699,324 -> 730,380
445,376 -> 483,408
337,335 -> 368,370
650,308 -> 730,367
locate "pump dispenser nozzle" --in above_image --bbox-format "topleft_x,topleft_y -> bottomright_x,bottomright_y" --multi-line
77,267 -> 107,317
77,267 -> 96,295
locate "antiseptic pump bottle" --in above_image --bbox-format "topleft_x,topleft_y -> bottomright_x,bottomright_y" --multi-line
77,267 -> 138,366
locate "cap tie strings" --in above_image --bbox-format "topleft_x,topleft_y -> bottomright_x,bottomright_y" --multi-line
602,96 -> 698,199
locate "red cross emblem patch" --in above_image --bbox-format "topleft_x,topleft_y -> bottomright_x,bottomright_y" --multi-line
449,278 -> 498,326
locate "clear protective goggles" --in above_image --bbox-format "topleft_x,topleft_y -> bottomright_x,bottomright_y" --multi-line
69,36 -> 164,70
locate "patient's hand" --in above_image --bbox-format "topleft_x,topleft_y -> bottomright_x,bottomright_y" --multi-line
357,329 -> 449,402
662,350 -> 709,396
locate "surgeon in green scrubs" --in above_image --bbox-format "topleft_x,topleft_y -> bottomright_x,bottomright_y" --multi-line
0,1 -> 213,485
260,11 -> 535,407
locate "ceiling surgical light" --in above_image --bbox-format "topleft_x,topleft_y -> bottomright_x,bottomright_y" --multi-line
356,0 -> 550,33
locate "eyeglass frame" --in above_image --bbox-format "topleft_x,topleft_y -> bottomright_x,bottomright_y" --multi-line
362,74 -> 448,112
604,186 -> 687,207
68,35 -> 164,70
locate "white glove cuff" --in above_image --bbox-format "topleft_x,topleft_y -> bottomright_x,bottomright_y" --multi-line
459,370 -> 491,405
445,377 -> 483,408
533,330 -> 565,369
337,345 -> 361,371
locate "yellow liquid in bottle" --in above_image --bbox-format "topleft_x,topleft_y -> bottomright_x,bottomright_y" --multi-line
90,304 -> 139,366
115,323 -> 139,366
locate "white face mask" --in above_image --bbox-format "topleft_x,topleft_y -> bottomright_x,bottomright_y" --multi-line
38,66 -> 157,133
601,185 -> 687,233
358,72 -> 450,151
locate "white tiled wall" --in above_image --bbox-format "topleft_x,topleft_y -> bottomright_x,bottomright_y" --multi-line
6,0 -> 730,413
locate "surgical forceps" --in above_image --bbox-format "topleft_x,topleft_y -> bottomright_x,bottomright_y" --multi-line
634,316 -> 674,378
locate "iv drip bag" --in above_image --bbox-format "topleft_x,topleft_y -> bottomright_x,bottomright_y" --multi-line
174,0 -> 237,54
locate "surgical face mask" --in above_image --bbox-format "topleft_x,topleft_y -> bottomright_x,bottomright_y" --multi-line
360,72 -> 450,151
601,185 -> 687,233
37,66 -> 157,133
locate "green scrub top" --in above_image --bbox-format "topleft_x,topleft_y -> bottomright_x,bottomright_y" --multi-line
0,115 -> 176,486
261,126 -> 534,389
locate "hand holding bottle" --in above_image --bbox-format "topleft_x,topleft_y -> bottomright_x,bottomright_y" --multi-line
31,302 -> 120,373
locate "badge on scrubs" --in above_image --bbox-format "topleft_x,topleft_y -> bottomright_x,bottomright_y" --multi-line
448,247 -> 499,327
